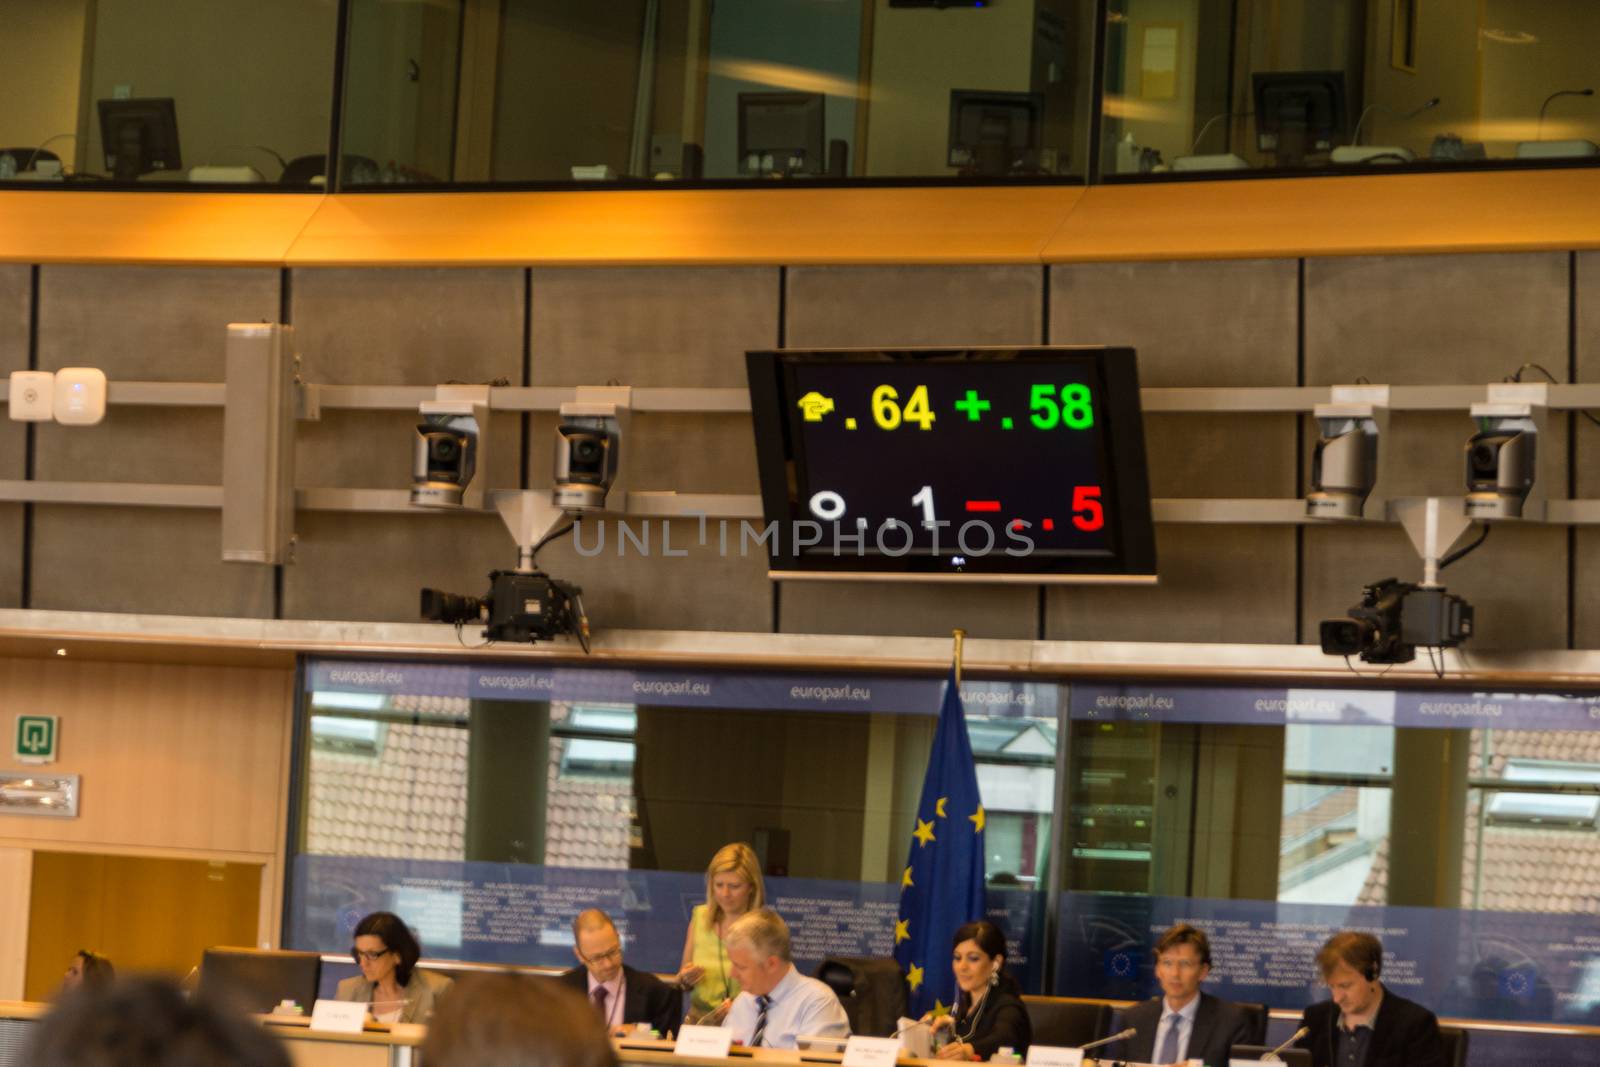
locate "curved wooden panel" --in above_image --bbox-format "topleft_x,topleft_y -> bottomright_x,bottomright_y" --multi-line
1046,169 -> 1600,262
284,186 -> 1083,267
0,191 -> 320,266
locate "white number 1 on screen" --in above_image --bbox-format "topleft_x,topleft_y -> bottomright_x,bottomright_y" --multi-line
911,485 -> 936,526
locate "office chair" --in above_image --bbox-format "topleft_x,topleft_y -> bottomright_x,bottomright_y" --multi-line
1438,1025 -> 1470,1067
1021,997 -> 1112,1048
814,957 -> 905,1037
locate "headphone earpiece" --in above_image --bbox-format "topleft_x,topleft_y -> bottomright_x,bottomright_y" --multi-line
1364,959 -> 1380,982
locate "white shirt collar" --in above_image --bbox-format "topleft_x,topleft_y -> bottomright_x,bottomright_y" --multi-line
1163,993 -> 1202,1024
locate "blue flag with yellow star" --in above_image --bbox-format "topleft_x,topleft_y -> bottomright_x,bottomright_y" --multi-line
893,667 -> 986,1016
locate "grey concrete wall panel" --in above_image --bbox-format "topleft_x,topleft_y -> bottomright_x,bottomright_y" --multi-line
33,409 -> 226,485
1053,259 -> 1300,500
530,268 -> 779,386
33,267 -> 277,484
786,266 -> 1042,348
282,511 -> 514,623
535,519 -> 772,633
1573,252 -> 1598,647
1051,259 -> 1299,387
1304,253 -> 1567,385
30,506 -> 273,617
526,267 -> 776,513
291,268 -> 526,490
1046,526 -> 1296,644
1301,522 -> 1566,654
0,265 -> 29,607
779,267 -> 1042,638
1304,252 -> 1571,652
779,581 -> 1037,640
528,412 -> 759,496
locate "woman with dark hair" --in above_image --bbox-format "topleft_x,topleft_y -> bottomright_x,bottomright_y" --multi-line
60,950 -> 115,994
925,920 -> 1031,1061
335,911 -> 453,1023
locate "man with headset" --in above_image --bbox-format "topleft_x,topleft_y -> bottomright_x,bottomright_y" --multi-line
1297,931 -> 1445,1067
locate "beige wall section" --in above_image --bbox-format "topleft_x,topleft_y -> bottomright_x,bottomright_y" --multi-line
84,0 -> 337,178
0,656 -> 292,854
1576,251 -> 1600,649
0,849 -> 32,1000
864,0 -> 1037,175
2,0 -> 90,155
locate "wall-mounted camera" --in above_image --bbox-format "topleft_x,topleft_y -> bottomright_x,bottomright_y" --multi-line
1306,389 -> 1389,520
1320,577 -> 1474,664
553,422 -> 618,512
410,387 -> 492,509
1464,390 -> 1544,521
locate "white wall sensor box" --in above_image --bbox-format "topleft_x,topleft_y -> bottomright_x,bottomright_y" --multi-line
7,370 -> 54,421
54,367 -> 107,425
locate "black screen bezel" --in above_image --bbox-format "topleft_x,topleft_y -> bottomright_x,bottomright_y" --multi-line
745,346 -> 1157,583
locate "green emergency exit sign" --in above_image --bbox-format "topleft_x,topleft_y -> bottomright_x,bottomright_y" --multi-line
15,715 -> 58,764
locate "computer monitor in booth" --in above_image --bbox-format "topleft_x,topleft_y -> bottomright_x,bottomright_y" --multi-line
737,91 -> 826,177
97,97 -> 182,180
1251,71 -> 1346,165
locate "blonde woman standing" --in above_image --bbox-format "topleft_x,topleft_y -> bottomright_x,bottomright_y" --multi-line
675,842 -> 766,1023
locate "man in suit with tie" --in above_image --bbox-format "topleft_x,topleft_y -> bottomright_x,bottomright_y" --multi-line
1297,931 -> 1445,1067
557,908 -> 682,1039
1116,924 -> 1254,1067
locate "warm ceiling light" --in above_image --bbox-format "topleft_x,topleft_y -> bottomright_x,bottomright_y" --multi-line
54,648 -> 67,656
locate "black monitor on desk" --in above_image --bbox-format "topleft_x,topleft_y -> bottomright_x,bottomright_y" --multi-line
1252,70 -> 1346,164
199,947 -> 322,1014
98,97 -> 181,180
738,91 -> 825,176
947,89 -> 1043,175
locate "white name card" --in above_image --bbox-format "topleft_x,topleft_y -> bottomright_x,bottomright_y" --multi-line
309,999 -> 367,1034
675,1025 -> 734,1058
843,1035 -> 902,1067
1025,1047 -> 1084,1067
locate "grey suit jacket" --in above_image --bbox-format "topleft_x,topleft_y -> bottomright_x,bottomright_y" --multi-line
335,969 -> 453,1024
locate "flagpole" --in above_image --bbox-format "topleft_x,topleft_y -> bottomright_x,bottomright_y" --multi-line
952,628 -> 966,685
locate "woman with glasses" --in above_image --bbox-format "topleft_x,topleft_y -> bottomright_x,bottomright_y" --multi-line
335,911 -> 453,1023
675,842 -> 766,1024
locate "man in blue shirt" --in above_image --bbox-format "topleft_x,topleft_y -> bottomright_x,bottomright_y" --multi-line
721,909 -> 849,1049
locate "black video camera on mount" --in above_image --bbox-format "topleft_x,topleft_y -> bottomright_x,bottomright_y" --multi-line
1319,577 -> 1473,665
421,570 -> 589,650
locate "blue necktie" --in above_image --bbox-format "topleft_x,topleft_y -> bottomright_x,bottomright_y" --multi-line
1157,1013 -> 1182,1064
751,994 -> 771,1047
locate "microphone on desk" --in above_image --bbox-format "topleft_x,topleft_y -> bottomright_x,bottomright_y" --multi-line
1260,1027 -> 1310,1062
1076,1027 -> 1135,1053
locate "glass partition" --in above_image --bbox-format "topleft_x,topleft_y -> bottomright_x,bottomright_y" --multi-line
0,0 -> 340,187
289,659 -> 1058,992
1099,0 -> 1600,179
337,0 -> 1096,186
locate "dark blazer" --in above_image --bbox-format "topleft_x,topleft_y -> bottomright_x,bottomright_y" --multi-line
557,963 -> 682,1039
947,985 -> 1032,1059
1116,993 -> 1254,1067
1297,987 -> 1445,1067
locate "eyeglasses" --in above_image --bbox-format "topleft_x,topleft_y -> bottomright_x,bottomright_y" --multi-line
352,948 -> 391,963
581,946 -> 624,965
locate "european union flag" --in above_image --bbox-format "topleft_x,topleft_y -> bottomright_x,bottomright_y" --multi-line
893,668 -> 987,1016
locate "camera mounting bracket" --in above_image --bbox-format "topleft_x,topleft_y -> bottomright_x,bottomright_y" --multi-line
493,491 -> 571,572
1388,496 -> 1476,588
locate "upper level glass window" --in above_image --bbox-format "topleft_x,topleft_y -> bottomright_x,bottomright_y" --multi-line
339,0 -> 1095,187
0,0 -> 339,188
1099,0 -> 1600,180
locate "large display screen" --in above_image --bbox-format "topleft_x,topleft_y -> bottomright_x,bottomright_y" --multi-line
745,347 -> 1156,582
